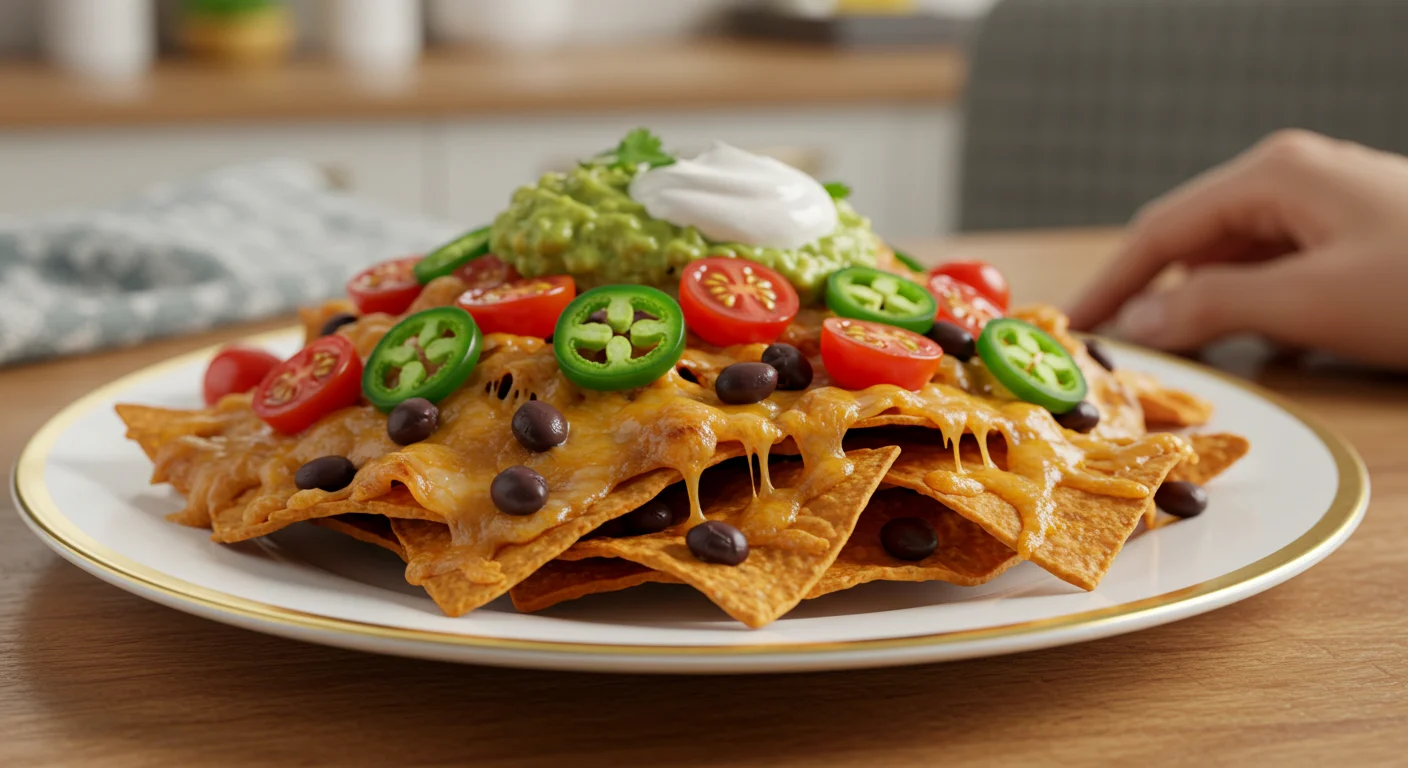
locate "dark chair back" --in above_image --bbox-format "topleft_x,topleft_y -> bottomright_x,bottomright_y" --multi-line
960,0 -> 1408,230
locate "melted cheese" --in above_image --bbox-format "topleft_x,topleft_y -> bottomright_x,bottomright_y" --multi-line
138,300 -> 1180,586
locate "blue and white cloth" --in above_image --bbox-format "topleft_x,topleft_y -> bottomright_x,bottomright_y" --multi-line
0,160 -> 457,366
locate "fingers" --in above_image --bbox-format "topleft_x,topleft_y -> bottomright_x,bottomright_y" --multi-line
1067,130 -> 1343,331
1111,255 -> 1323,351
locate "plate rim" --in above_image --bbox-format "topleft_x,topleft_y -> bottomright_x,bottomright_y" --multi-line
11,327 -> 1370,662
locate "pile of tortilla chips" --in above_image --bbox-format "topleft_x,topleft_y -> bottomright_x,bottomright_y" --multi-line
117,298 -> 1248,629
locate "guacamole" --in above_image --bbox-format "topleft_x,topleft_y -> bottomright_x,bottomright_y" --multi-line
489,164 -> 880,303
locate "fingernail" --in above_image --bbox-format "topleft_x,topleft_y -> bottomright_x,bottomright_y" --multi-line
1115,294 -> 1168,345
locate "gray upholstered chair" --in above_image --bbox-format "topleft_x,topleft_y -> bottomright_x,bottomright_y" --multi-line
959,0 -> 1408,231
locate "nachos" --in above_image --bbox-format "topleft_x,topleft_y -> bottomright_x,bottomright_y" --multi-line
117,131 -> 1245,628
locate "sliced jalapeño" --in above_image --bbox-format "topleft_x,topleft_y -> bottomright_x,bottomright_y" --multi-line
363,307 -> 483,411
976,318 -> 1088,414
553,285 -> 686,391
825,265 -> 937,334
413,226 -> 492,285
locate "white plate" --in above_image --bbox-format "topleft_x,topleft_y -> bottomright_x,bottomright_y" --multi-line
13,329 -> 1368,674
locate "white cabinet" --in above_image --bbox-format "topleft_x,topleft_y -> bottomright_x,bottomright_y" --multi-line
0,122 -> 431,214
0,105 -> 960,239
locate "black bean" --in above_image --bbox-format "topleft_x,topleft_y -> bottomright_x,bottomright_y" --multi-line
715,362 -> 778,405
1086,339 -> 1116,372
686,521 -> 750,565
491,466 -> 549,516
294,455 -> 357,492
633,310 -> 657,322
319,312 -> 358,337
761,343 -> 814,390
1055,401 -> 1100,433
881,517 -> 938,561
387,397 -> 439,445
1155,481 -> 1208,519
512,401 -> 569,452
587,309 -> 608,324
924,320 -> 975,362
621,498 -> 677,536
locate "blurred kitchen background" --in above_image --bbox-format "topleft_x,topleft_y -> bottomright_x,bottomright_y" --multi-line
1,0 -> 1405,237
0,0 -> 992,238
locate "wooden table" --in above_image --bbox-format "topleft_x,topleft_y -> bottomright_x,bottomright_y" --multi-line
0,40 -> 964,130
3,229 -> 1405,766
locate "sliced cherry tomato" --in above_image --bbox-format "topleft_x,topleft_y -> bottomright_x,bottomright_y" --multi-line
678,257 -> 800,347
453,254 -> 520,292
363,307 -> 483,411
456,275 -> 576,338
203,346 -> 280,406
927,274 -> 1004,337
251,335 -> 364,434
929,260 -> 1010,310
820,317 -> 943,391
347,256 -> 423,316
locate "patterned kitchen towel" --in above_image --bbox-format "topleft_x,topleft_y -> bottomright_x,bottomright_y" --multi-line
0,160 -> 458,366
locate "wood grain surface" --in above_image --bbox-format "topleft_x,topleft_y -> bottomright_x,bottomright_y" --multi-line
2,229 -> 1405,767
0,40 -> 964,130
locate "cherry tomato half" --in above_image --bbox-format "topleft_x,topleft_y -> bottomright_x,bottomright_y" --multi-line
929,260 -> 1010,310
456,275 -> 576,338
678,257 -> 800,347
454,254 -> 520,293
251,335 -> 364,434
346,256 -> 423,316
927,274 -> 1004,337
203,346 -> 280,406
820,317 -> 943,391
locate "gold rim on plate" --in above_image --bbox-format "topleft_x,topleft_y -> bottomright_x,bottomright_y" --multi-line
11,328 -> 1370,659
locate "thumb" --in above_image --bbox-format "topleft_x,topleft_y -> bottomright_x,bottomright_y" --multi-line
1112,257 -> 1318,351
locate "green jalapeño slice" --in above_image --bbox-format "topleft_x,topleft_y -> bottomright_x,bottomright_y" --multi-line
553,285 -> 686,391
976,318 -> 1088,414
825,265 -> 937,334
413,225 -> 491,285
891,248 -> 926,274
363,306 -> 483,411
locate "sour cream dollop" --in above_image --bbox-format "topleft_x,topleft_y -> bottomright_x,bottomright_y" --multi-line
628,141 -> 839,250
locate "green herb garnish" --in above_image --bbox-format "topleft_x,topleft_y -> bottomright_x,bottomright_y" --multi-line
594,128 -> 676,171
184,0 -> 280,17
823,181 -> 852,200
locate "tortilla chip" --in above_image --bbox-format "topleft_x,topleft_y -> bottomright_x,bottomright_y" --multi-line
299,299 -> 358,342
1168,433 -> 1250,485
209,485 -> 442,543
310,514 -> 405,558
879,434 -> 1184,591
564,447 -> 899,628
1116,369 -> 1214,428
852,414 -> 938,431
808,487 -> 1019,598
389,448 -> 743,617
510,558 -> 680,613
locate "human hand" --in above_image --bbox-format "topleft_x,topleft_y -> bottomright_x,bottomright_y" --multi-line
1068,129 -> 1408,369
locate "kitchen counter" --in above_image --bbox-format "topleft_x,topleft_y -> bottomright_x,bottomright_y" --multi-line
0,39 -> 965,130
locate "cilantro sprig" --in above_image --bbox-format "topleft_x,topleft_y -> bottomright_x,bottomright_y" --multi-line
593,128 -> 676,171
823,181 -> 852,200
